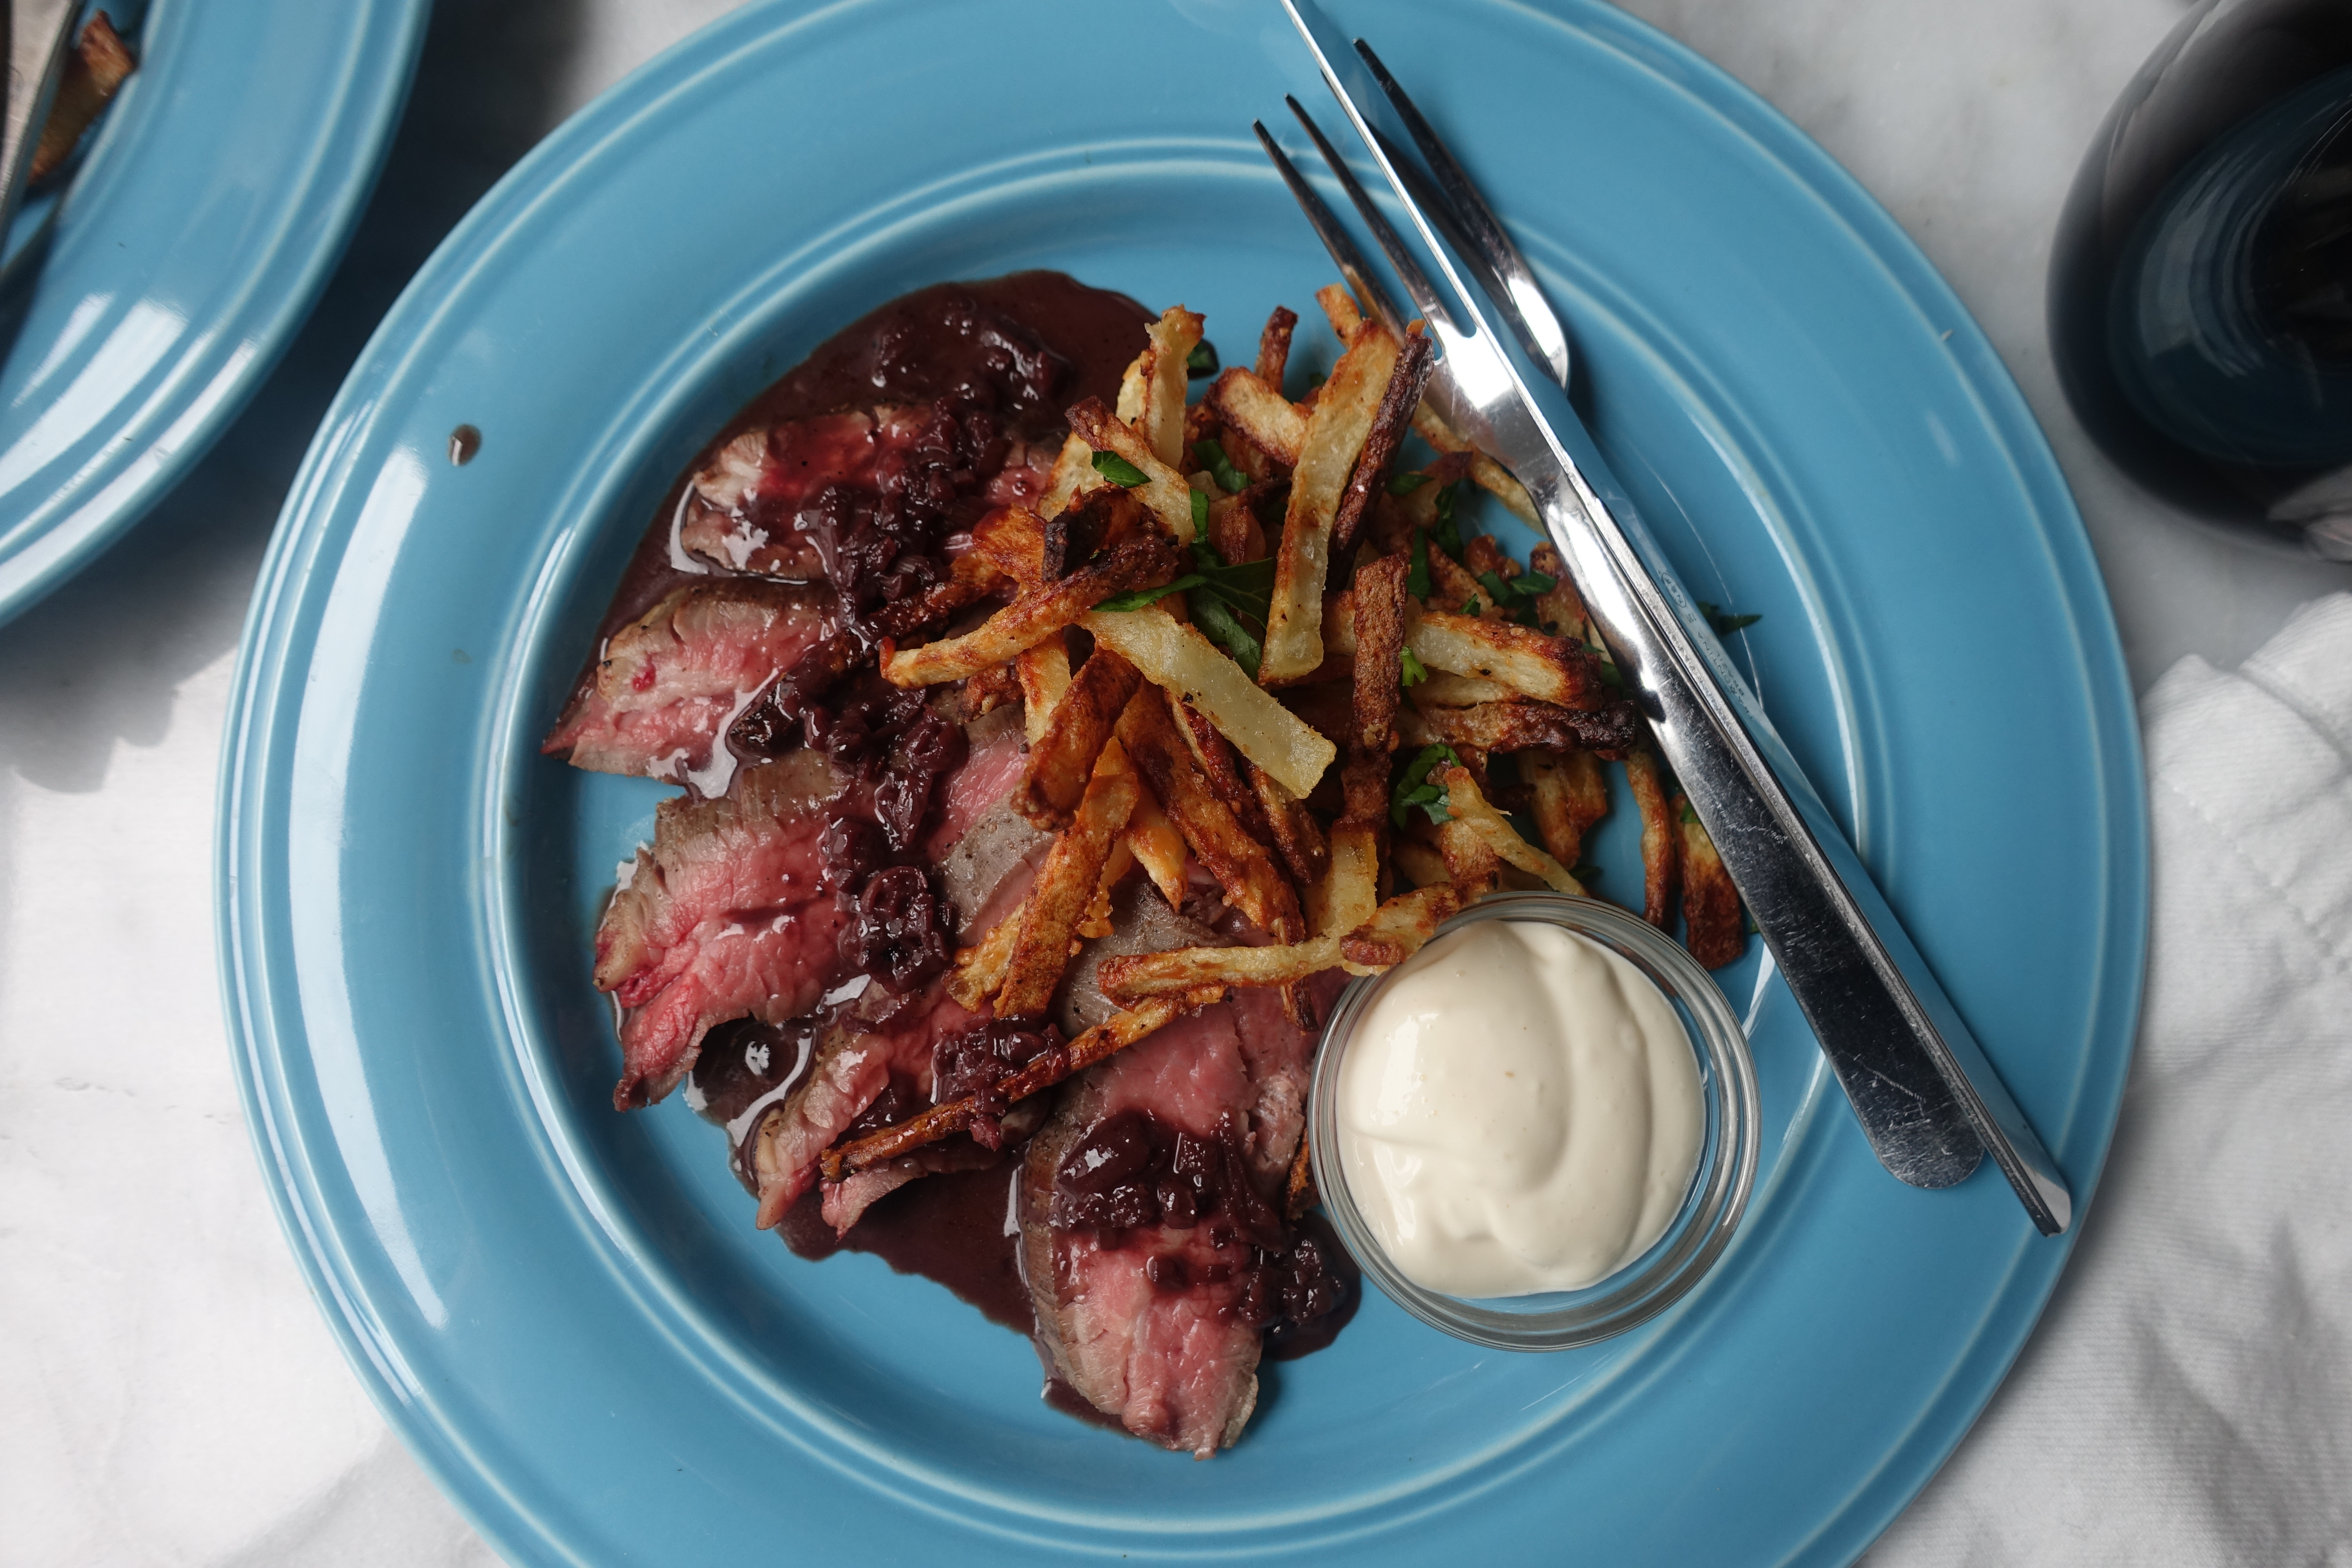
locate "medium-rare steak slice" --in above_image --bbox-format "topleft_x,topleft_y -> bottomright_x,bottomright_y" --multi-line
595,750 -> 849,1109
1020,993 -> 1317,1457
544,579 -> 834,787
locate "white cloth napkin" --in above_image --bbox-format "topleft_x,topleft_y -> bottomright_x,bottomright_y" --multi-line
1870,592 -> 2352,1565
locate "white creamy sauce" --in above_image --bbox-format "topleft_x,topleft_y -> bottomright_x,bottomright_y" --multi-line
1335,921 -> 1704,1298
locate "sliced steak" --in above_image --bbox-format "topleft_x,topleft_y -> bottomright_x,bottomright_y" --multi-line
1019,993 -> 1317,1457
676,407 -> 931,579
544,579 -> 835,788
595,751 -> 849,1109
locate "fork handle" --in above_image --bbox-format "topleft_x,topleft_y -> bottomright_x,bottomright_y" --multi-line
1516,396 -> 2073,1232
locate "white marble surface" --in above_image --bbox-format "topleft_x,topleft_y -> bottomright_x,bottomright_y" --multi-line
2,1 -> 2343,1563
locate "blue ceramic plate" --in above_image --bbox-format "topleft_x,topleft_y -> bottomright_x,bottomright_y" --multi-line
0,0 -> 427,624
217,2 -> 2146,1562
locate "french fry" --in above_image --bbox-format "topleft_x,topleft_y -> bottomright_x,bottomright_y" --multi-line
1675,793 -> 1747,968
995,741 -> 1143,1019
1078,838 -> 1136,941
1408,403 -> 1540,526
1314,282 -> 1365,342
1168,689 -> 1281,850
1017,634 -> 1073,744
1338,885 -> 1467,972
1247,759 -> 1331,891
1433,764 -> 1584,895
883,535 -> 1177,686
947,903 -> 1024,1012
1256,304 -> 1298,387
1403,696 -> 1641,756
1626,746 -> 1679,928
1527,543 -> 1595,644
1082,604 -> 1336,798
970,503 -> 1055,585
1435,811 -> 1504,897
822,988 -> 1228,1180
1066,398 -> 1198,545
1524,748 -> 1610,868
1350,553 -> 1409,761
1425,538 -> 1505,622
1099,936 -> 1342,1002
1262,323 -> 1403,682
1207,476 -> 1281,565
1311,821 -> 1379,937
1409,671 -> 1516,707
1205,367 -> 1307,468
1142,307 -> 1205,469
1037,432 -> 1103,519
1114,688 -> 1304,940
1330,332 -> 1435,563
1403,603 -> 1608,710
963,661 -> 1020,715
1127,787 -> 1190,907
1016,647 -> 1142,829
1389,835 -> 1451,890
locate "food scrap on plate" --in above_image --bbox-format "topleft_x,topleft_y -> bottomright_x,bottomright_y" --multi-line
541,272 -> 1748,1455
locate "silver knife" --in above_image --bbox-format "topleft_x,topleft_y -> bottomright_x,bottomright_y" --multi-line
1279,0 -> 2073,1235
0,0 -> 85,243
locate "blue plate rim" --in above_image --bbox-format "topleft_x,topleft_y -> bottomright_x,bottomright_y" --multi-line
0,0 -> 430,627
216,1 -> 2150,1562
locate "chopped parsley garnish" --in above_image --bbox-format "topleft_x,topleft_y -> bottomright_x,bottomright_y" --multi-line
1185,341 -> 1218,377
1096,538 -> 1274,678
1386,470 -> 1431,496
1431,482 -> 1464,558
1193,438 -> 1248,494
1094,577 -> 1203,613
1091,450 -> 1148,487
1189,487 -> 1209,534
1407,529 -> 1431,599
1462,596 -> 1482,617
1399,647 -> 1428,688
1390,743 -> 1461,827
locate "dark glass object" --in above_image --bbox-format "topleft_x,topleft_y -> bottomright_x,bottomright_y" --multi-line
2049,0 -> 2352,556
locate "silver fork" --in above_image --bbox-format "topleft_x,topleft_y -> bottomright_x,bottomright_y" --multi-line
1269,0 -> 2074,1236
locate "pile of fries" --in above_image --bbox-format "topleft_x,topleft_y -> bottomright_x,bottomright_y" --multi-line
825,286 -> 1745,1194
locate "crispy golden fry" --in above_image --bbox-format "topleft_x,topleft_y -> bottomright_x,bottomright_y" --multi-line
1403,604 -> 1607,710
1079,839 -> 1136,940
1389,835 -> 1452,890
1257,305 -> 1298,387
882,535 -> 1177,686
1017,634 -> 1073,744
30,14 -> 135,185
1127,787 -> 1190,907
963,662 -> 1020,715
970,503 -> 1054,585
1143,308 -> 1205,469
1247,759 -> 1331,891
1626,746 -> 1678,928
1331,333 -> 1435,563
995,741 -> 1144,1019
1066,398 -> 1199,545
1207,476 -> 1281,565
1315,282 -> 1366,342
1409,671 -> 1516,707
1115,689 -> 1304,940
947,901 -> 1024,1012
1425,540 -> 1506,622
1205,367 -> 1308,469
1527,543 -> 1595,644
1408,404 -> 1541,526
1405,696 -> 1640,756
1338,885 -> 1467,972
1116,340 -> 1149,422
1263,324 -> 1403,682
1168,690 -> 1282,850
1339,753 -> 1392,839
1082,604 -> 1336,798
1350,554 -> 1409,760
823,988 -> 1228,1180
1037,432 -> 1103,519
1434,764 -> 1584,895
1016,647 -> 1142,829
1524,748 -> 1610,867
1461,534 -> 1520,585
1675,793 -> 1747,969
1435,812 -> 1504,897
1312,821 -> 1380,937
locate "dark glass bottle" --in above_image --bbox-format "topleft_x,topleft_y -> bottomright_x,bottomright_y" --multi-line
2049,0 -> 2352,556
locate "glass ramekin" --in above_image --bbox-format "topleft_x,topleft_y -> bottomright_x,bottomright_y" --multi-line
1309,891 -> 1760,1351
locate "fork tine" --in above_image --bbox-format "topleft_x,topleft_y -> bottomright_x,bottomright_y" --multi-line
1354,39 -> 1572,387
1282,97 -> 1457,336
1252,119 -> 1408,345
